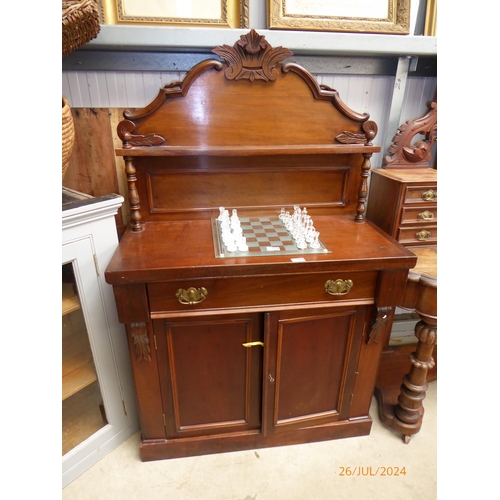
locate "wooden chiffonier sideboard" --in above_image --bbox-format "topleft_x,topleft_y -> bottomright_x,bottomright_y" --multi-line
104,30 -> 417,461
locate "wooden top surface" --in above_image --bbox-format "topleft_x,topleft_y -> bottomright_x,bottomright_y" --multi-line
372,167 -> 437,183
105,215 -> 417,284
408,245 -> 437,284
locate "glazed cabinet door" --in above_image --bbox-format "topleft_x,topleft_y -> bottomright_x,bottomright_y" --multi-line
154,313 -> 263,439
262,306 -> 368,435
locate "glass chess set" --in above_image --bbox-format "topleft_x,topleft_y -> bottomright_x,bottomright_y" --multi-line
211,206 -> 331,258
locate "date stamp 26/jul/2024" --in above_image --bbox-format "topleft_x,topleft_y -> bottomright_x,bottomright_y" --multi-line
339,466 -> 407,477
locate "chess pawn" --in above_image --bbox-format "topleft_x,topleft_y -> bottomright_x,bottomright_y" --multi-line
222,232 -> 233,246
237,236 -> 248,252
296,236 -> 307,250
309,231 -> 321,249
217,206 -> 225,221
305,225 -> 315,243
232,226 -> 243,240
279,208 -> 286,220
301,208 -> 308,223
226,238 -> 237,252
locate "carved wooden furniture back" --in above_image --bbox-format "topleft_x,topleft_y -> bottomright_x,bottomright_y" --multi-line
384,100 -> 437,169
115,30 -> 380,229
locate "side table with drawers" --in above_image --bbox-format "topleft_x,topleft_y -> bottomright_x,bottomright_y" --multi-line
365,167 -> 437,247
366,100 -> 437,443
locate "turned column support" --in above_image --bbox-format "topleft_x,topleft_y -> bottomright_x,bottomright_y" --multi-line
393,319 -> 437,443
355,153 -> 372,222
374,246 -> 437,444
124,156 -> 143,232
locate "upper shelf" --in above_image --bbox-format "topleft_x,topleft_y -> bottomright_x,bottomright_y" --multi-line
86,25 -> 437,58
116,144 -> 381,157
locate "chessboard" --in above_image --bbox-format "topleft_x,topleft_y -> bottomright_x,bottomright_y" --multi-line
212,215 -> 331,258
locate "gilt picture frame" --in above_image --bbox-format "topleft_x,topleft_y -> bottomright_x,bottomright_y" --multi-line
424,0 -> 437,36
267,0 -> 410,34
101,0 -> 248,28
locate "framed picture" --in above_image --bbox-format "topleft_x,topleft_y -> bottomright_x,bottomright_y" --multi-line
424,0 -> 437,36
102,0 -> 248,28
267,0 -> 410,34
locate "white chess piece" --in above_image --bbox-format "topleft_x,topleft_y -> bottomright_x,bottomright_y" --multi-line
296,236 -> 307,250
226,238 -> 237,252
237,236 -> 248,252
217,206 -> 225,221
309,231 -> 321,249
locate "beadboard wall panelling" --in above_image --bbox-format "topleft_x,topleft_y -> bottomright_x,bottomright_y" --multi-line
316,74 -> 395,168
62,71 -> 187,109
400,75 -> 437,124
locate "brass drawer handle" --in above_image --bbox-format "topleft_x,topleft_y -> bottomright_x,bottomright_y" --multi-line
242,341 -> 264,347
418,210 -> 435,220
416,230 -> 431,241
421,189 -> 437,201
325,279 -> 353,296
175,287 -> 208,305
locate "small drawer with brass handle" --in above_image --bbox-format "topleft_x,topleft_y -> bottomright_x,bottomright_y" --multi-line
149,272 -> 377,317
404,185 -> 438,204
397,225 -> 437,246
401,206 -> 438,224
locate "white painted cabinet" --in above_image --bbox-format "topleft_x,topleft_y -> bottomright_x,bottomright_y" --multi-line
62,188 -> 139,488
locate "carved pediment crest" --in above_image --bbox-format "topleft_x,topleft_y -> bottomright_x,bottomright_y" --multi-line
212,29 -> 293,82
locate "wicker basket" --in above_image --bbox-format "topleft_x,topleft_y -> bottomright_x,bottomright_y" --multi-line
62,97 -> 75,180
62,1 -> 101,57
62,1 -> 99,180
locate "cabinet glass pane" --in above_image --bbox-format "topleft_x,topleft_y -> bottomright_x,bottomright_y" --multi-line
62,262 -> 108,456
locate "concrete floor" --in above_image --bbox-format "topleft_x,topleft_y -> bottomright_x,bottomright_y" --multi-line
62,382 -> 437,500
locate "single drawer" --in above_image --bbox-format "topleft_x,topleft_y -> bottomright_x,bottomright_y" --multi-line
148,271 -> 378,316
403,185 -> 437,204
397,225 -> 437,246
400,205 -> 437,225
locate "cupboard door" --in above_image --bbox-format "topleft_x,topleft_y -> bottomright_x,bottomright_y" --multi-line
62,236 -> 138,487
155,313 -> 263,439
263,306 -> 367,435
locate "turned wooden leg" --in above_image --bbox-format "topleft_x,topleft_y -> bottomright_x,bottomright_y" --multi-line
392,319 -> 437,443
374,247 -> 437,443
